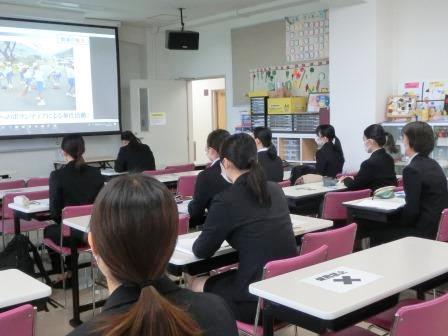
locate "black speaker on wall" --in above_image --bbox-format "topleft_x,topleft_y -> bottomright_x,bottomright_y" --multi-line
165,30 -> 199,50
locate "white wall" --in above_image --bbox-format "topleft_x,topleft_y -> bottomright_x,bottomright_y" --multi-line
391,0 -> 448,88
191,78 -> 226,163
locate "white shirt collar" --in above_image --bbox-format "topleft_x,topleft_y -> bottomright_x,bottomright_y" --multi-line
257,148 -> 269,153
210,158 -> 220,167
408,152 -> 419,164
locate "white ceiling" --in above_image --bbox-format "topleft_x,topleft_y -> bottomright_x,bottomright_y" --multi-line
0,0 -> 344,27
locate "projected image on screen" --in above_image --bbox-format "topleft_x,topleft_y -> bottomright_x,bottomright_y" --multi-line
0,20 -> 120,138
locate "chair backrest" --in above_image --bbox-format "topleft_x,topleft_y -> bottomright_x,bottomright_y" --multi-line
264,245 -> 328,280
436,209 -> 448,242
321,189 -> 371,221
0,304 -> 35,336
391,293 -> 448,336
300,223 -> 357,260
0,179 -> 26,191
397,177 -> 404,187
178,214 -> 189,235
61,204 -> 94,237
143,168 -> 175,176
165,163 -> 195,173
2,189 -> 50,220
177,175 -> 198,198
27,177 -> 49,187
278,180 -> 291,188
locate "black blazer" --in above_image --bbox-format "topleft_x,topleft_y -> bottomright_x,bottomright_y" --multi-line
115,143 -> 156,173
188,161 -> 231,227
193,173 -> 297,302
67,277 -> 238,336
257,150 -> 284,182
315,142 -> 345,178
401,155 -> 448,239
49,161 -> 104,224
343,148 -> 397,191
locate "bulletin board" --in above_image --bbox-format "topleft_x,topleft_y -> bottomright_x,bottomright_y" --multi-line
250,59 -> 330,96
286,10 -> 329,63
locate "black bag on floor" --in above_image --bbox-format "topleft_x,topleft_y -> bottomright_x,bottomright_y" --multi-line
0,234 -> 52,285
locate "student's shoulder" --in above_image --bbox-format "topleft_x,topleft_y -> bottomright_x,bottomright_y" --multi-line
173,289 -> 238,335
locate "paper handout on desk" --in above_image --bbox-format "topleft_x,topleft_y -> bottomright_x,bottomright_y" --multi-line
354,198 -> 405,211
176,238 -> 230,256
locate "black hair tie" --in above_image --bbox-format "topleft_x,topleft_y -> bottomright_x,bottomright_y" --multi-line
140,279 -> 155,289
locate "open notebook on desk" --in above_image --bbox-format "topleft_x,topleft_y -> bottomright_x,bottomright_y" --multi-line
176,237 -> 230,256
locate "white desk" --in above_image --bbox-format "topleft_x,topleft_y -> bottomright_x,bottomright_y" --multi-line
153,170 -> 202,184
0,185 -> 48,199
170,214 -> 333,267
344,197 -> 405,213
249,237 -> 448,334
282,182 -> 346,200
101,169 -> 128,177
0,269 -> 51,309
8,198 -> 49,214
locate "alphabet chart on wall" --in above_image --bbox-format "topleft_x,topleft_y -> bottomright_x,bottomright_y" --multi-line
286,10 -> 329,63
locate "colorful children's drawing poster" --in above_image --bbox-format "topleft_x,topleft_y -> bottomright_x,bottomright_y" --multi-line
286,10 -> 329,62
250,60 -> 329,97
422,81 -> 448,101
399,82 -> 423,99
307,93 -> 330,112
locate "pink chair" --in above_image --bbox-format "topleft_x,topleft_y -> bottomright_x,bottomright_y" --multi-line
300,223 -> 357,260
2,190 -> 50,246
278,180 -> 291,188
178,214 -> 189,235
321,189 -> 372,222
165,163 -> 195,173
397,177 -> 404,187
27,177 -> 49,187
0,304 -> 35,336
336,171 -> 358,179
326,294 -> 448,336
237,245 -> 328,336
177,175 -> 198,198
0,179 -> 26,219
436,208 -> 448,242
394,186 -> 404,192
43,204 -> 93,306
143,168 -> 176,176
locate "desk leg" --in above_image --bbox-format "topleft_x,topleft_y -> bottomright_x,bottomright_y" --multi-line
13,211 -> 20,235
69,229 -> 82,327
263,305 -> 274,336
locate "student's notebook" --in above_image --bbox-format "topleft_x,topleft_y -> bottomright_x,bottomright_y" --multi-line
175,238 -> 230,256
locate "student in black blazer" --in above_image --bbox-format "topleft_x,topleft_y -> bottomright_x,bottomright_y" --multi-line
190,133 -> 297,324
44,135 -> 104,281
341,124 -> 397,191
290,124 -> 345,184
253,127 -> 284,182
188,129 -> 231,227
68,175 -> 238,336
371,122 -> 448,245
115,131 -> 155,172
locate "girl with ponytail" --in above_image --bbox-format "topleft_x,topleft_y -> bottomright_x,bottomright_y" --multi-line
290,124 -> 345,185
190,133 -> 297,324
253,127 -> 284,182
45,134 -> 104,284
68,174 -> 238,336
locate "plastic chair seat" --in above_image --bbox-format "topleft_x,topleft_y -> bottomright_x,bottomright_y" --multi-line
324,326 -> 374,336
1,218 -> 49,235
236,321 -> 289,336
366,299 -> 422,330
43,238 -> 90,256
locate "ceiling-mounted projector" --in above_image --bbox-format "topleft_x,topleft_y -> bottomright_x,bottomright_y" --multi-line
166,8 -> 199,50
